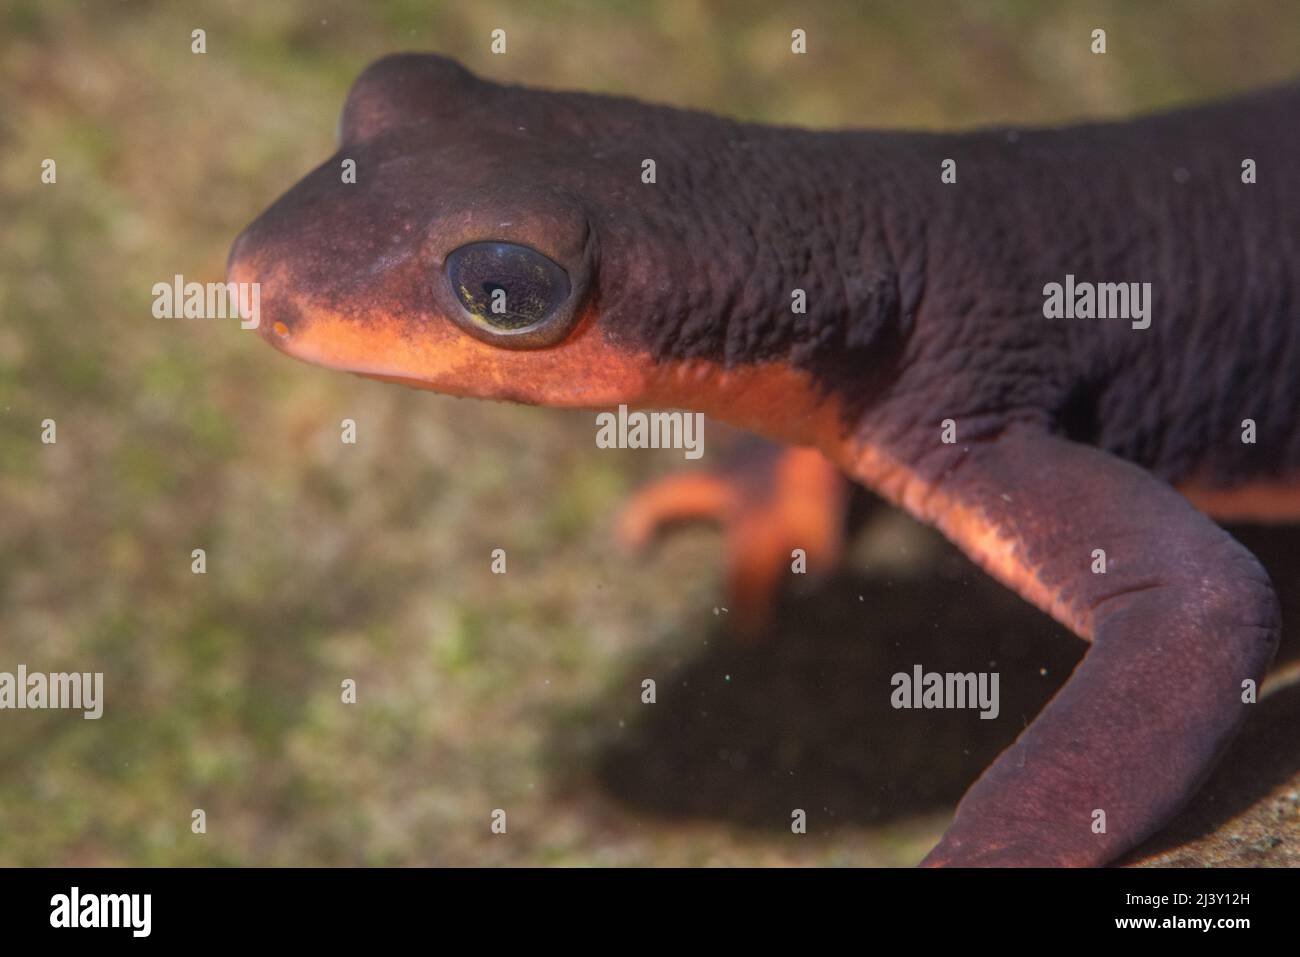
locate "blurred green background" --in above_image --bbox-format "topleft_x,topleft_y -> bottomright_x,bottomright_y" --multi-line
3,0 -> 1299,866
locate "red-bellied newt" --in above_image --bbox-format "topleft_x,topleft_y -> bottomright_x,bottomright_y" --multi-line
228,53 -> 1299,866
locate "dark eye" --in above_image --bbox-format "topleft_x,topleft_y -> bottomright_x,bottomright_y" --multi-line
444,242 -> 571,336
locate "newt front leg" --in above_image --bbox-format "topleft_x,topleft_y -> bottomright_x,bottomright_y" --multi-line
850,424 -> 1280,866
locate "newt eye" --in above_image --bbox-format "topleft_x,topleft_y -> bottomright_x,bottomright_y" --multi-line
443,241 -> 572,345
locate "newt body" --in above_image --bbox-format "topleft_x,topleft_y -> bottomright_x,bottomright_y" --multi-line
230,54 -> 1299,866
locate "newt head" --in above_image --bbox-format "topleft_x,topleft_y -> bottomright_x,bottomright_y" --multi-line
227,53 -> 660,408
228,53 -> 883,448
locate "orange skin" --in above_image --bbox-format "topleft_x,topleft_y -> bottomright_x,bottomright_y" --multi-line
617,446 -> 848,638
228,248 -> 862,637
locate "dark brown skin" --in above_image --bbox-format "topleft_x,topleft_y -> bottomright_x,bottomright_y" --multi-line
229,53 -> 1299,866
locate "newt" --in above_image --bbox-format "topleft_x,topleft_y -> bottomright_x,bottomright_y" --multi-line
228,53 -> 1299,866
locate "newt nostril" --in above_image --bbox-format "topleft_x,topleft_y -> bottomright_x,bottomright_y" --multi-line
259,297 -> 303,345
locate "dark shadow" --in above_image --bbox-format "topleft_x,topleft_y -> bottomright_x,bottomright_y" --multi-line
584,531 -> 1083,827
577,521 -> 1300,839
